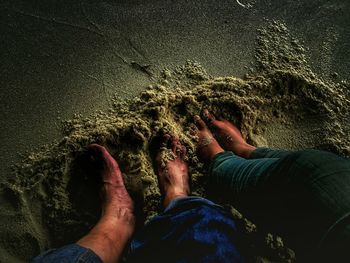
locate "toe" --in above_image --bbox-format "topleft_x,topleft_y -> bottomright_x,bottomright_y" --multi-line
87,144 -> 106,163
169,136 -> 186,158
180,145 -> 187,159
87,144 -> 114,160
194,115 -> 207,130
171,136 -> 181,153
189,124 -> 198,136
88,143 -> 105,152
87,144 -> 121,171
161,134 -> 171,148
202,109 -> 216,125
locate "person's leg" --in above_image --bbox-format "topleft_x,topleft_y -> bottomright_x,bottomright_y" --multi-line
192,115 -> 280,194
128,135 -> 244,263
195,111 -> 350,262
194,110 -> 301,195
207,151 -> 279,194
154,134 -> 190,207
32,244 -> 102,263
263,149 -> 350,262
32,144 -> 135,263
129,196 -> 245,263
250,147 -> 292,159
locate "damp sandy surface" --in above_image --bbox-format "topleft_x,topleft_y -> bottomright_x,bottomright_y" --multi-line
1,21 -> 349,263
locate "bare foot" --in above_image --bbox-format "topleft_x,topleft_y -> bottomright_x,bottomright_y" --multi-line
86,144 -> 134,221
155,135 -> 190,208
201,109 -> 256,158
78,144 -> 135,263
191,115 -> 224,162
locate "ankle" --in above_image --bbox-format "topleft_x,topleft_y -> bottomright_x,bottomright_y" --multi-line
208,146 -> 224,160
102,207 -> 135,226
78,213 -> 135,263
232,143 -> 256,158
163,189 -> 189,208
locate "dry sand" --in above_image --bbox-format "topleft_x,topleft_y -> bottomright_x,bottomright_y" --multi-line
1,21 -> 349,262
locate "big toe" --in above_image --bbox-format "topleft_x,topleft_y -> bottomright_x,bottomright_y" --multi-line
87,144 -> 120,171
88,143 -> 112,158
170,136 -> 187,158
161,134 -> 171,148
194,115 -> 207,130
87,144 -> 106,163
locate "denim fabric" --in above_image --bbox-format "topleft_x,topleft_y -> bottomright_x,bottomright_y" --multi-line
250,147 -> 291,159
208,151 -> 279,194
208,148 -> 350,262
32,148 -> 350,263
32,198 -> 244,263
32,244 -> 102,263
128,197 -> 244,263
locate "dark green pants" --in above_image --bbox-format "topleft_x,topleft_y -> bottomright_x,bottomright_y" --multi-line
209,148 -> 350,262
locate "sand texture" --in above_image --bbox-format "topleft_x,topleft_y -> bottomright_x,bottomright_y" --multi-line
1,21 -> 349,262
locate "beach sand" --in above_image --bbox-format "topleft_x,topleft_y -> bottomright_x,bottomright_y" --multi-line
0,19 -> 349,262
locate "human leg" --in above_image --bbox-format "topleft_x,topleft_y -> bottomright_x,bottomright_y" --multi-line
128,197 -> 244,263
192,115 -> 280,193
195,111 -> 350,261
250,147 -> 292,159
32,244 -> 102,263
264,149 -> 350,262
32,144 -> 135,263
77,145 -> 135,263
128,135 -> 244,263
154,134 -> 190,207
208,151 -> 279,194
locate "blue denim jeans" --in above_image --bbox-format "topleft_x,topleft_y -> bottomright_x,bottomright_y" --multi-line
32,243 -> 102,263
32,197 -> 244,263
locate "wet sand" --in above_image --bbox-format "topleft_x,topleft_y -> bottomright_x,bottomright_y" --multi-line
1,1 -> 350,262
1,20 -> 350,262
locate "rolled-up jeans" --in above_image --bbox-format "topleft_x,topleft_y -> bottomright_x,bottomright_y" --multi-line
208,148 -> 350,262
32,197 -> 244,263
31,243 -> 102,263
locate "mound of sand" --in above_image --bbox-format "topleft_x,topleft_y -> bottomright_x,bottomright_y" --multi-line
1,21 -> 349,262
